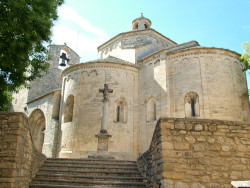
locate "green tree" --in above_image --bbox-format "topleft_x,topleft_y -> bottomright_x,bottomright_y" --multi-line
241,42 -> 250,72
0,0 -> 64,111
240,42 -> 250,98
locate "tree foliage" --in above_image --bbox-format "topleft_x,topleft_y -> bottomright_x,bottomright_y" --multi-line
241,42 -> 250,72
240,42 -> 250,98
0,0 -> 64,111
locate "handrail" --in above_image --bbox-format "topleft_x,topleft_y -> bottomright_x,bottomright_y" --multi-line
139,153 -> 161,188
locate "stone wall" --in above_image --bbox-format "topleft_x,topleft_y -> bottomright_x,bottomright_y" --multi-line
138,56 -> 167,153
27,90 -> 61,157
0,112 -> 46,188
165,48 -> 248,121
137,117 -> 250,188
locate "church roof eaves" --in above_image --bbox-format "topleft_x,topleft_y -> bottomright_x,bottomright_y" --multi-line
61,56 -> 139,78
97,28 -> 177,51
85,56 -> 139,68
27,89 -> 61,104
138,40 -> 200,62
138,42 -> 241,63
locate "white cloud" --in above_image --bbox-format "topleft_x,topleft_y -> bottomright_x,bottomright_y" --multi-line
51,5 -> 109,62
58,5 -> 109,38
52,25 -> 107,62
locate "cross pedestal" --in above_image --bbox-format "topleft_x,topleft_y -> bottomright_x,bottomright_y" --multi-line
95,132 -> 111,152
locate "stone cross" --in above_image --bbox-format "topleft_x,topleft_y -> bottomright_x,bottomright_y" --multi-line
99,84 -> 113,101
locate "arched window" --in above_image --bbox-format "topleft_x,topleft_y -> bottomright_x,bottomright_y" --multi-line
184,92 -> 199,117
64,94 -> 74,123
133,22 -> 139,30
114,99 -> 127,123
29,109 -> 46,153
147,97 -> 156,122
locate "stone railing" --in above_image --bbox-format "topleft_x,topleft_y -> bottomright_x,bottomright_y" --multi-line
137,117 -> 250,188
137,120 -> 162,187
0,112 -> 46,188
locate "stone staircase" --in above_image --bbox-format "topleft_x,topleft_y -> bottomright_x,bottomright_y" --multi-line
29,158 -> 147,188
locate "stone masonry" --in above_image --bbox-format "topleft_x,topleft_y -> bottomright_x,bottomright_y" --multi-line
0,112 -> 46,188
137,117 -> 250,188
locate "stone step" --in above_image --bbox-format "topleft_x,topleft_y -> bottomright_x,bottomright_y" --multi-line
38,168 -> 142,177
30,179 -> 146,187
35,173 -> 144,182
44,160 -> 137,167
40,163 -> 138,172
30,184 -> 126,188
30,183 -> 146,188
47,158 -> 136,165
30,158 -> 147,188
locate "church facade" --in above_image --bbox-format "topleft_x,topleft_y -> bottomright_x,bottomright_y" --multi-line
12,14 -> 250,160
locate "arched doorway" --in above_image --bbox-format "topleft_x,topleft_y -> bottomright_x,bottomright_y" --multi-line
29,109 -> 46,153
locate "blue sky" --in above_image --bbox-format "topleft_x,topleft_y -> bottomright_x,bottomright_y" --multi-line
51,0 -> 250,88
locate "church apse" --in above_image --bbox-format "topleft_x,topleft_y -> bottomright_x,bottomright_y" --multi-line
59,62 -> 139,159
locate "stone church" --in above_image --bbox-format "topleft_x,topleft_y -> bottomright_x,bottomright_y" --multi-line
7,14 -> 250,188
12,14 -> 250,160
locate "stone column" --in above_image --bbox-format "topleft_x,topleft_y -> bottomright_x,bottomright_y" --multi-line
100,98 -> 108,133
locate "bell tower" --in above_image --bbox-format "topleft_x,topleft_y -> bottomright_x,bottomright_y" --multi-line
27,44 -> 80,102
131,13 -> 151,31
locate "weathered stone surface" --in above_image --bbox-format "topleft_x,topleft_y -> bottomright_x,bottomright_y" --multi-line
137,118 -> 250,187
174,142 -> 190,150
0,112 -> 46,188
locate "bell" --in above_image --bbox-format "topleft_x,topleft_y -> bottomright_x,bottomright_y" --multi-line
59,60 -> 66,66
59,52 -> 69,66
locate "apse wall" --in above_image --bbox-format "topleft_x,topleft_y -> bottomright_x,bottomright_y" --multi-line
166,48 -> 248,121
59,62 -> 139,159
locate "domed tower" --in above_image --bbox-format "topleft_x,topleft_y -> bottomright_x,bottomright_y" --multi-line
131,13 -> 151,30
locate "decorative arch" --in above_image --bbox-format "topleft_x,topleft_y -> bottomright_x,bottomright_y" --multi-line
29,109 -> 46,152
184,92 -> 200,117
64,94 -> 74,123
114,98 -> 128,123
146,97 -> 156,122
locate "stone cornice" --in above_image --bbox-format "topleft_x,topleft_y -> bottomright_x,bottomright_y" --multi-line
27,89 -> 61,104
166,47 -> 240,60
139,45 -> 240,64
48,44 -> 80,58
61,61 -> 139,78
138,40 -> 199,62
97,28 -> 177,51
159,117 -> 250,126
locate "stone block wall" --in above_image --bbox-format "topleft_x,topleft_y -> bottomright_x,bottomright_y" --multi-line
0,112 -> 46,188
137,117 -> 250,188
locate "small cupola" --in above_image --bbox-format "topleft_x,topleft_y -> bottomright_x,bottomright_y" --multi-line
131,13 -> 151,31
